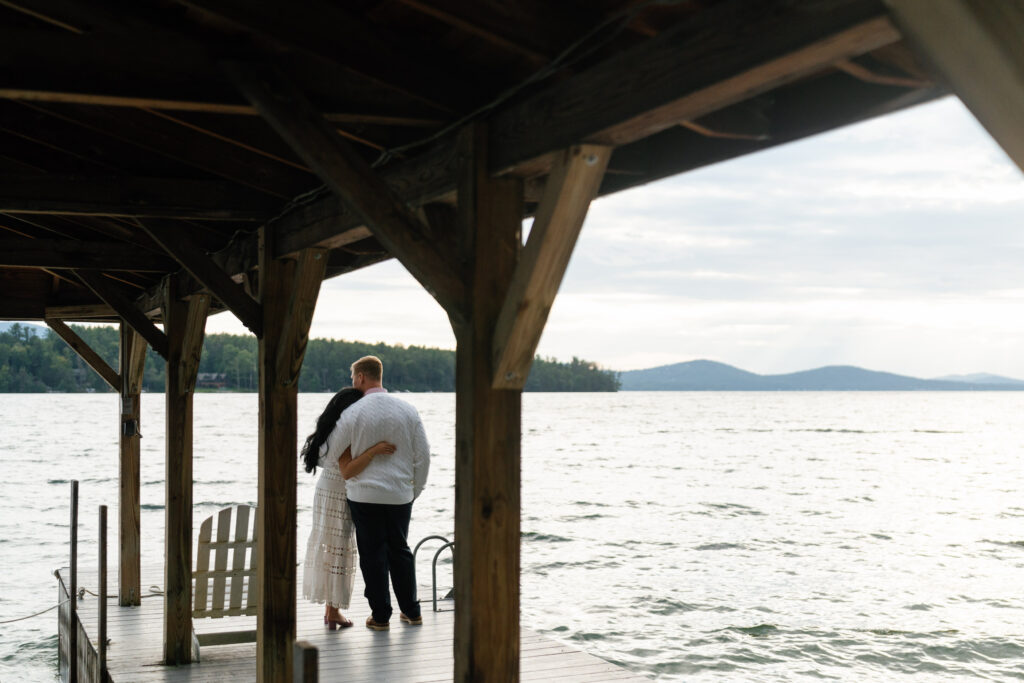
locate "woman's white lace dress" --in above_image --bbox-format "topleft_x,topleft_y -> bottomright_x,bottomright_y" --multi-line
302,436 -> 358,609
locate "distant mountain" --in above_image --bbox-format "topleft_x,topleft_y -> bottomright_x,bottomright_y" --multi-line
934,372 -> 1024,386
620,360 -> 1024,391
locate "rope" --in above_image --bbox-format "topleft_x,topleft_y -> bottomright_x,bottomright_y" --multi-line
0,585 -> 165,623
0,599 -> 71,624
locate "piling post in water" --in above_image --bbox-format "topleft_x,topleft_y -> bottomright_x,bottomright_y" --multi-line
99,505 -> 108,680
69,480 -> 78,683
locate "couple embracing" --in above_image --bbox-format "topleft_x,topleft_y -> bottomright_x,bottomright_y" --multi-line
301,355 -> 430,630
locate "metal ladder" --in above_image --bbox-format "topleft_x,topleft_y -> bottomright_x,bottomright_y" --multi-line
413,535 -> 454,612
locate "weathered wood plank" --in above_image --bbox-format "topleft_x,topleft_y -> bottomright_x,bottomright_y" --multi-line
119,324 -> 146,605
45,317 -> 121,391
453,124 -> 524,680
0,175 -> 278,221
0,238 -> 176,271
136,218 -> 262,336
163,283 -> 209,665
492,145 -> 610,389
224,63 -> 465,319
883,0 -> 1024,173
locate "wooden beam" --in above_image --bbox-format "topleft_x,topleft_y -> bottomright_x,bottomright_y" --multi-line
492,145 -> 610,389
135,219 -> 263,336
0,175 -> 279,221
44,303 -> 117,319
452,124 -> 524,681
274,248 -> 328,388
490,1 -> 901,174
162,282 -> 209,665
44,317 -> 121,391
118,324 -> 146,606
73,269 -> 169,359
0,238 -> 176,271
224,63 -> 465,318
883,0 -> 1024,173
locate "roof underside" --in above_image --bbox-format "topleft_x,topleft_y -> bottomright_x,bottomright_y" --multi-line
0,0 -> 947,323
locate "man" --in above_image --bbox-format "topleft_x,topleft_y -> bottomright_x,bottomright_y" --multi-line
336,355 -> 430,630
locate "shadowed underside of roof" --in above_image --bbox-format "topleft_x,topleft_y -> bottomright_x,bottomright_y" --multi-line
0,0 -> 954,324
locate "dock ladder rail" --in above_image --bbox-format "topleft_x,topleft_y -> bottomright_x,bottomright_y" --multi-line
413,535 -> 454,612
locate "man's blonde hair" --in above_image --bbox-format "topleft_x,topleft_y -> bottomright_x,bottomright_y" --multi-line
351,355 -> 383,382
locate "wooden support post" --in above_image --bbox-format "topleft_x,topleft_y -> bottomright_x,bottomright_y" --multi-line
45,318 -> 121,392
491,145 -> 611,389
257,228 -> 326,682
162,283 -> 209,665
119,323 -> 146,606
884,0 -> 1024,174
452,125 -> 524,681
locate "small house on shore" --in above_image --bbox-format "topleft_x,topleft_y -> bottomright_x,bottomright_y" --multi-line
1,1 -> 1021,680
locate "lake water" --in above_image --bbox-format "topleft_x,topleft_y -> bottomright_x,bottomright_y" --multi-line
2,392 -> 1023,681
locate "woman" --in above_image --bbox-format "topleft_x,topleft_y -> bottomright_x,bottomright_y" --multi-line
301,387 -> 395,628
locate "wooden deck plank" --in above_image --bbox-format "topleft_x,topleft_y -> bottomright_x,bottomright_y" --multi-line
66,566 -> 646,682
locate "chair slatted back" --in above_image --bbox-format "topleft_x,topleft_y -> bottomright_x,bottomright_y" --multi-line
193,505 -> 257,619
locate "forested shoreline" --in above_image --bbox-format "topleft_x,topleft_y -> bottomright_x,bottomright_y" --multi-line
0,323 -> 619,393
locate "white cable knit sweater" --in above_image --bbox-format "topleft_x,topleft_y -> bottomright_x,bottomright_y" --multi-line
326,392 -> 430,505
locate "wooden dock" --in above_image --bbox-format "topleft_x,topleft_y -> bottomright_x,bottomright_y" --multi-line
66,569 -> 646,682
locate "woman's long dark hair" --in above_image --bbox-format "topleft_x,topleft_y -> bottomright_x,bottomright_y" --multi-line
301,387 -> 363,474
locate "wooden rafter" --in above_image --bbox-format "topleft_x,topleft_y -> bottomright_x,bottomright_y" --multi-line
224,62 -> 465,318
45,317 -> 122,391
134,218 -> 262,336
73,269 -> 169,359
44,303 -> 117,319
170,0 -> 466,113
491,145 -> 611,389
0,175 -> 278,221
23,103 -> 315,199
883,0 -> 1024,174
0,238 -> 175,271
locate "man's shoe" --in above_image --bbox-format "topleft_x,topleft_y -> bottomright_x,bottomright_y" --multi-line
366,616 -> 390,631
400,613 -> 423,625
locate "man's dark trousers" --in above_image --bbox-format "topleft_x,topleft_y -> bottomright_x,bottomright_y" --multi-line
347,499 -> 421,623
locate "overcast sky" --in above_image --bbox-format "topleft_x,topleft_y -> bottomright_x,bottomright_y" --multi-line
203,96 -> 1024,379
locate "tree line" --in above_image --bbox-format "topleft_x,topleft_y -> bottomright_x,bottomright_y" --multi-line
0,323 -> 620,393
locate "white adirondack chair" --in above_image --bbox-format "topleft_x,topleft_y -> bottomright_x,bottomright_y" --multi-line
191,505 -> 258,661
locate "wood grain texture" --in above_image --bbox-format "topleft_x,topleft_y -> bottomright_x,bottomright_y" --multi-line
45,317 -> 121,391
119,325 -> 146,606
492,145 -> 610,390
163,280 -> 208,665
256,225 -> 299,682
274,248 -> 328,388
224,63 -> 465,319
452,124 -> 524,681
136,218 -> 263,336
883,0 -> 1024,173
